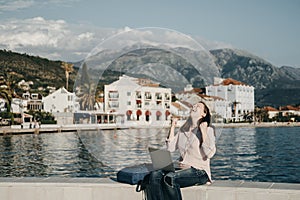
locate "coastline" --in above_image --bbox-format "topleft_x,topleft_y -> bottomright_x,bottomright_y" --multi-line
216,121 -> 300,128
0,122 -> 299,135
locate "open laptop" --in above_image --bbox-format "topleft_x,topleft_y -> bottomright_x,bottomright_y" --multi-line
148,147 -> 175,172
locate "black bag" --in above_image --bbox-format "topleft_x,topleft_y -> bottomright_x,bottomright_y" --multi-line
136,173 -> 153,200
117,163 -> 153,185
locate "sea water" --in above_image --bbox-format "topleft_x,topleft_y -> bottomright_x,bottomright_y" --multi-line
0,126 -> 299,183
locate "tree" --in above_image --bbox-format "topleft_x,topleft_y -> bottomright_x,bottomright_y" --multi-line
254,107 -> 269,122
0,74 -> 19,124
76,62 -> 96,110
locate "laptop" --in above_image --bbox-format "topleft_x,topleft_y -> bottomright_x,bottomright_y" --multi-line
148,147 -> 175,172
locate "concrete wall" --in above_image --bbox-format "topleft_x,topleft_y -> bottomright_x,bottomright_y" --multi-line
0,177 -> 299,200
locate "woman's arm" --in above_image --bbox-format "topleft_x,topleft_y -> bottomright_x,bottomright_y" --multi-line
200,126 -> 216,159
199,122 -> 208,143
167,117 -> 178,140
166,117 -> 179,152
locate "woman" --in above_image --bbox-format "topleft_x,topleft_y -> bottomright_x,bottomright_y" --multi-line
147,101 -> 216,200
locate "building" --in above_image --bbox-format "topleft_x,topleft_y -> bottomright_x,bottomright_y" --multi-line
170,101 -> 191,119
263,106 -> 279,119
43,87 -> 79,125
206,77 -> 255,122
175,84 -> 230,123
23,92 -> 43,111
279,105 -> 300,117
104,75 -> 172,126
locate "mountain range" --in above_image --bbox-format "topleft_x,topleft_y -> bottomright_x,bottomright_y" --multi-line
1,48 -> 299,108
210,48 -> 300,107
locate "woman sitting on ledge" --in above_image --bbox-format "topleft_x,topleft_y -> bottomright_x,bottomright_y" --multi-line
147,101 -> 216,200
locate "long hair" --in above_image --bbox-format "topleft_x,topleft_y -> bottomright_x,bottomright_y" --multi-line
180,101 -> 211,133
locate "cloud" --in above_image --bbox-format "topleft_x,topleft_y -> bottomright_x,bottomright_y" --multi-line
193,35 -> 234,50
0,0 -> 35,12
0,17 -> 233,62
0,0 -> 81,12
0,17 -> 114,61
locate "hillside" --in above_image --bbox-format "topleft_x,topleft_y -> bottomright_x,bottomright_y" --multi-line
0,50 -> 77,95
1,48 -> 299,108
210,48 -> 300,107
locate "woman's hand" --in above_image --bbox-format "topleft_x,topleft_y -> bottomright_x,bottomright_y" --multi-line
167,117 -> 178,140
170,117 -> 179,127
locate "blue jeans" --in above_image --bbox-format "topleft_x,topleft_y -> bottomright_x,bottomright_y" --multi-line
148,167 -> 209,200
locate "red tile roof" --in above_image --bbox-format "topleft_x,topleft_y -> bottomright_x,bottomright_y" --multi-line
264,106 -> 278,111
221,78 -> 247,86
279,105 -> 299,111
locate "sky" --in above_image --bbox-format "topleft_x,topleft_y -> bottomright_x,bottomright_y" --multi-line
0,0 -> 299,68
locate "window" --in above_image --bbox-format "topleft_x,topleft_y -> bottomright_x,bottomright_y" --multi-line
136,91 -> 141,99
156,93 -> 162,100
127,92 -> 131,96
109,91 -> 119,98
165,103 -> 170,109
127,101 -> 131,106
68,95 -> 73,101
109,101 -> 119,108
165,93 -> 170,100
145,92 -> 152,100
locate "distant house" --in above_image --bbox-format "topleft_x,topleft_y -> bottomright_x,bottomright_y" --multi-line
43,87 -> 78,113
263,106 -> 279,119
24,92 -> 43,111
279,105 -> 300,116
170,101 -> 191,119
43,87 -> 79,125
206,77 -> 255,122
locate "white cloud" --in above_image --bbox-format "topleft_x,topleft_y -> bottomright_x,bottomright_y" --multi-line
193,35 -> 234,50
0,17 -> 114,61
0,17 -> 68,48
0,17 -> 233,62
0,0 -> 35,12
0,0 -> 81,12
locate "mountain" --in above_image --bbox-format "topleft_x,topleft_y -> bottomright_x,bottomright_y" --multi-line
209,48 -> 300,107
77,47 -> 299,107
1,47 -> 299,108
0,49 -> 78,95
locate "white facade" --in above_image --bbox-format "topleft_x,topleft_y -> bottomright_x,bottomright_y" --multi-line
170,101 -> 191,119
104,75 -> 172,126
43,87 -> 79,113
206,78 -> 255,122
175,85 -> 230,123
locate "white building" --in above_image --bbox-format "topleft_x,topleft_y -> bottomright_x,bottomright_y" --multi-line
206,77 -> 255,122
43,87 -> 79,125
170,101 -> 191,119
175,84 -> 230,123
104,75 -> 172,126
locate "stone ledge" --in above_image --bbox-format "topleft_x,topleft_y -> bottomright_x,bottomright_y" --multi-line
0,178 -> 299,200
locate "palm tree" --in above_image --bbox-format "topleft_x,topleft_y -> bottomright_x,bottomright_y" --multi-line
61,62 -> 74,91
77,82 -> 96,110
0,74 -> 17,124
0,86 -> 12,112
75,63 -> 96,111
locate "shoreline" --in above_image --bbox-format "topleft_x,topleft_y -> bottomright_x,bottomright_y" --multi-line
0,122 -> 299,135
216,121 -> 300,128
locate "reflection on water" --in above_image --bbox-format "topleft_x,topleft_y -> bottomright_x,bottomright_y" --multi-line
0,127 -> 299,183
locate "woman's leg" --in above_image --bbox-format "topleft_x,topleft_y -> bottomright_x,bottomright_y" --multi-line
165,167 -> 209,188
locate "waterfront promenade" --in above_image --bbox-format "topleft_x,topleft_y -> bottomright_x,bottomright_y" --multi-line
1,122 -> 299,135
0,177 -> 299,200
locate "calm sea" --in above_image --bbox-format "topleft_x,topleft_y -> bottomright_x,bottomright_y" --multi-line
0,126 -> 299,183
